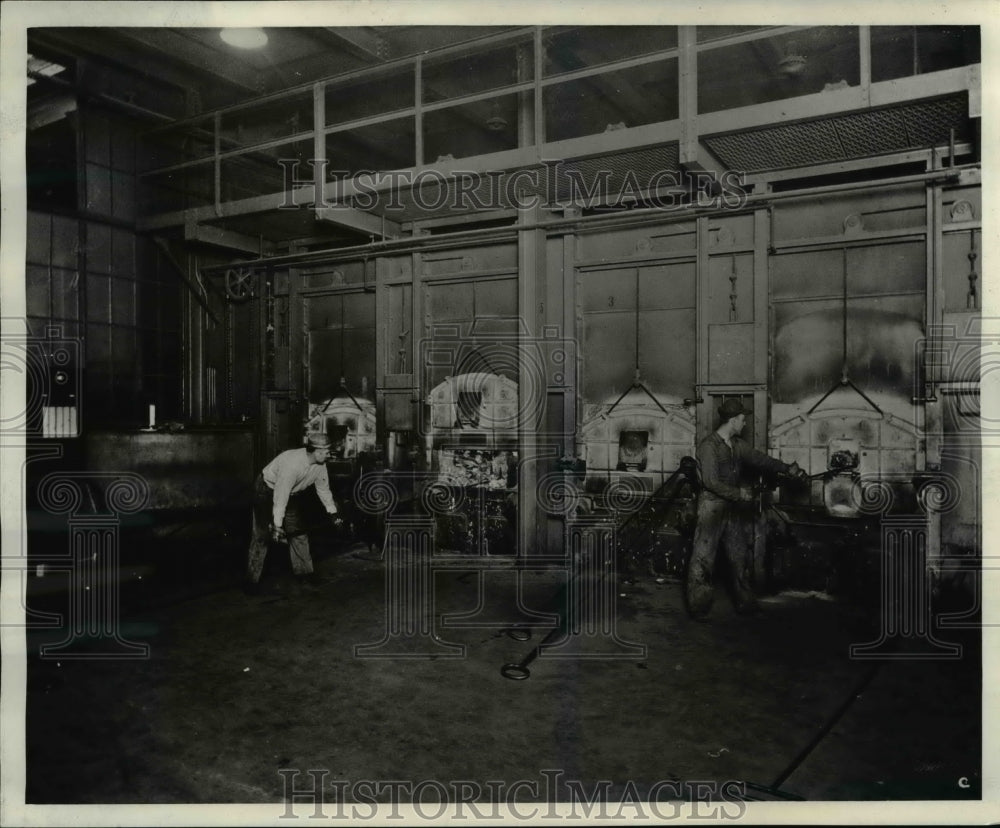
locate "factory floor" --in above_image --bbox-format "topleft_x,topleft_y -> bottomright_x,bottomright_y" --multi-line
22,538 -> 982,809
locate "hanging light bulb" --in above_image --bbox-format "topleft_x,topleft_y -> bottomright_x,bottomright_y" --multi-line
220,28 -> 268,49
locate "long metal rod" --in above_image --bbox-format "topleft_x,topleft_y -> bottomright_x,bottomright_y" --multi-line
213,112 -> 222,217
859,26 -> 872,107
771,228 -> 926,253
198,165 -> 971,275
539,50 -> 678,88
420,81 -> 536,115
769,664 -> 882,791
414,56 -> 424,167
771,289 -> 924,305
694,25 -> 804,52
533,28 -> 544,145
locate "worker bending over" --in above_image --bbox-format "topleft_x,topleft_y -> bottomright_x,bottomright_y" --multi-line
246,432 -> 340,593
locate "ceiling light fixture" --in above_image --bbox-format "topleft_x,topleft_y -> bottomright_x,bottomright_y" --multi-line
220,28 -> 268,49
778,42 -> 807,77
486,101 -> 508,132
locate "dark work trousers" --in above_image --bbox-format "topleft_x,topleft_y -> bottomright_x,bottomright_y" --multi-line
246,474 -> 313,583
685,496 -> 755,618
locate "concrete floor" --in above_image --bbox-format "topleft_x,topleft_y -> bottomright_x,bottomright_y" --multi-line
23,539 -> 981,808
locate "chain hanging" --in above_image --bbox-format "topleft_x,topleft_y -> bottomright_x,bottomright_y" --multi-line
728,255 -> 739,322
967,229 -> 978,310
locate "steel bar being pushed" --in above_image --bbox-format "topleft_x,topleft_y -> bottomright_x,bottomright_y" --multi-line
500,580 -> 571,681
500,517 -> 645,680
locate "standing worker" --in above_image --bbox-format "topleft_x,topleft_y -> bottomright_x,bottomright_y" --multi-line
686,399 -> 803,620
246,432 -> 341,594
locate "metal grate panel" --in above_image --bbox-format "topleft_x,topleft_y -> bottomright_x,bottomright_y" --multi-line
704,94 -> 970,173
550,143 -> 681,202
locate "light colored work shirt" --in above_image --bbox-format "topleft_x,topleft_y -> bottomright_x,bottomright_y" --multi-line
262,448 -> 337,526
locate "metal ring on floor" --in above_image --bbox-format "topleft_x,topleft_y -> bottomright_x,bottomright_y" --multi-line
505,627 -> 531,642
501,663 -> 531,680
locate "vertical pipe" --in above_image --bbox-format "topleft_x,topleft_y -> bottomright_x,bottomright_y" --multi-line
75,214 -> 87,429
928,179 -> 944,389
678,26 -> 698,166
562,232 -> 577,457
411,250 -> 424,464
191,279 -> 201,423
518,205 -> 544,557
695,215 -> 710,442
313,82 -> 326,207
516,42 -> 534,149
926,181 -> 945,465
415,57 -> 424,166
859,26 -> 872,107
533,28 -> 544,147
840,246 -> 848,378
213,111 -> 221,216
182,277 -> 191,421
75,60 -> 88,214
753,208 -> 769,449
375,256 -> 388,456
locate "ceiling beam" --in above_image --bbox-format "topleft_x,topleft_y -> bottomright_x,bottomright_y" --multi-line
138,123 -> 681,231
30,28 -> 257,101
320,27 -> 392,63
27,92 -> 77,131
743,143 -> 974,185
316,205 -> 400,239
183,215 -> 276,255
117,29 -> 262,94
138,62 -> 976,231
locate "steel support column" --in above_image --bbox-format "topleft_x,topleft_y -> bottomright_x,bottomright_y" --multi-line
518,206 -> 544,557
695,215 -> 710,441
678,26 -> 698,167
